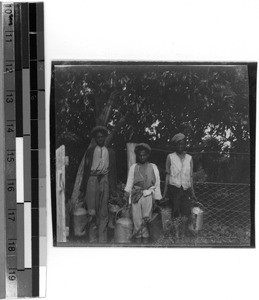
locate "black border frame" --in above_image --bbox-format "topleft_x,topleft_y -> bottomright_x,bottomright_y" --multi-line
50,61 -> 256,248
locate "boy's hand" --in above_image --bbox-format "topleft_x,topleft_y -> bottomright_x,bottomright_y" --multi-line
143,216 -> 150,223
152,200 -> 160,213
191,190 -> 197,200
162,189 -> 167,199
111,190 -> 117,198
78,191 -> 85,200
123,191 -> 129,202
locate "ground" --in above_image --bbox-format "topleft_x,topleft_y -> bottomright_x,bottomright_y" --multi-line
65,216 -> 250,247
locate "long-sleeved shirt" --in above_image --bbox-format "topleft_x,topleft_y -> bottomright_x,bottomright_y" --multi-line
91,146 -> 109,173
125,163 -> 162,201
80,146 -> 117,194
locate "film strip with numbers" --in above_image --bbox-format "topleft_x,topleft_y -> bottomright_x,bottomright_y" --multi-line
0,2 -> 46,298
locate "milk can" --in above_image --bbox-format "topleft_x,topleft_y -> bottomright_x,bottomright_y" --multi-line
189,206 -> 204,233
89,223 -> 98,243
108,203 -> 120,229
148,212 -> 163,243
114,209 -> 133,244
73,207 -> 88,237
160,206 -> 172,230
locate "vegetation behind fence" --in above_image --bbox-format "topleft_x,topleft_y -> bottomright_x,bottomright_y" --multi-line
62,144 -> 251,245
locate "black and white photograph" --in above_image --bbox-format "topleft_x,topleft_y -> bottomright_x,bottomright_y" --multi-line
1,0 -> 259,299
50,62 -> 255,248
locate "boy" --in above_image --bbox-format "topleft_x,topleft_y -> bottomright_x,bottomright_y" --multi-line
79,126 -> 117,243
163,133 -> 196,232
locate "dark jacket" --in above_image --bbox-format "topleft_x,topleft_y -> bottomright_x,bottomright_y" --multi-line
80,146 -> 117,195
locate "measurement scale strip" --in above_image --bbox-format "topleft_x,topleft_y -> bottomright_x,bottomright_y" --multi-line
29,2 -> 39,297
22,1 -> 31,207
13,3 -> 30,297
22,13 -> 32,291
14,2 -> 22,136
36,3 -> 46,297
0,3 -> 6,299
1,3 -> 46,297
16,3 -> 34,296
3,2 -> 18,298
13,3 -> 23,298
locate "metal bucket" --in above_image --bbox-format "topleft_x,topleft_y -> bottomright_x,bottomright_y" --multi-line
108,204 -> 120,229
89,223 -> 98,243
189,206 -> 204,232
114,217 -> 133,243
114,208 -> 133,243
160,206 -> 172,230
73,207 -> 87,237
148,212 -> 163,243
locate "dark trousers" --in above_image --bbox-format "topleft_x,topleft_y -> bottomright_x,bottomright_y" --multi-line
85,175 -> 109,243
168,185 -> 191,218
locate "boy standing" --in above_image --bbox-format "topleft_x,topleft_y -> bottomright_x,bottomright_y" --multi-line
79,126 -> 117,243
163,133 -> 196,224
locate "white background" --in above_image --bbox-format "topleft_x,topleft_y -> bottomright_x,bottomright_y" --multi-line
27,0 -> 259,299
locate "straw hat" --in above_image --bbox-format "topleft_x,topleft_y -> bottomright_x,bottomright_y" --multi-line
91,126 -> 109,137
134,143 -> 151,154
171,133 -> 186,144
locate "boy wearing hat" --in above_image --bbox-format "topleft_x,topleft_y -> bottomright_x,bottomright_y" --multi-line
79,126 -> 117,243
163,133 -> 196,226
124,143 -> 162,243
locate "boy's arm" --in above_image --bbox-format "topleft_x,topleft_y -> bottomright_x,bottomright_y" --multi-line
79,150 -> 89,195
152,164 -> 162,200
163,155 -> 171,198
190,157 -> 197,199
109,149 -> 117,196
124,164 -> 134,194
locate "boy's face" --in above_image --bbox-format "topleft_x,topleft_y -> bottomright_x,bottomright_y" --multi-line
137,150 -> 149,164
176,139 -> 186,154
95,131 -> 106,147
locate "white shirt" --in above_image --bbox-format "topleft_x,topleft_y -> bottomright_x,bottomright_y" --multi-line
167,152 -> 192,190
125,163 -> 162,201
91,146 -> 109,173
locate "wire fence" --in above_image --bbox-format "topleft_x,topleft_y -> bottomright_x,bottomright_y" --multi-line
149,148 -> 252,246
64,145 -> 252,246
195,182 -> 250,230
156,182 -> 251,247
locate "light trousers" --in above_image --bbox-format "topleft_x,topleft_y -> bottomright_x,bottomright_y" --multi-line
132,195 -> 152,238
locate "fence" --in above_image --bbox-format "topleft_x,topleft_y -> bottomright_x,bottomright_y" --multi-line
62,144 -> 252,246
157,182 -> 251,246
195,182 -> 251,245
148,148 -> 252,246
195,182 -> 250,230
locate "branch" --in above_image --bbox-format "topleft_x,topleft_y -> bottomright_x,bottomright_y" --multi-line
105,112 -> 129,146
96,90 -> 120,126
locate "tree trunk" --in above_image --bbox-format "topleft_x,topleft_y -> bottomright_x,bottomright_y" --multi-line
56,145 -> 67,242
96,90 -> 119,125
126,143 -> 137,172
105,112 -> 129,146
70,90 -> 123,210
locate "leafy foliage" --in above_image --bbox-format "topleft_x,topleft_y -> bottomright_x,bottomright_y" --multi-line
53,64 -> 250,196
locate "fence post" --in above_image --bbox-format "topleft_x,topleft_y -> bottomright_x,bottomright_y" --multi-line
56,145 -> 67,243
126,142 -> 136,172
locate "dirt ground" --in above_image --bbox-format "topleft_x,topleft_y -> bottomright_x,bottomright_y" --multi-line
65,222 -> 250,247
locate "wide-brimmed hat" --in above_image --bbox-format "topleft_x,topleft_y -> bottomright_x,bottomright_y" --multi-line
171,133 -> 186,144
134,143 -> 151,154
91,125 -> 109,137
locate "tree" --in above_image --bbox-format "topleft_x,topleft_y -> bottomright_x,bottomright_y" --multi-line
53,63 -> 250,196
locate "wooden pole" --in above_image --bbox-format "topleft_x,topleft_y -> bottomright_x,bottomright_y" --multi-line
56,145 -> 67,243
126,143 -> 137,172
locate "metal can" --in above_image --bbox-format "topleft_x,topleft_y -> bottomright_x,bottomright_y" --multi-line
114,217 -> 133,243
189,206 -> 204,232
73,207 -> 87,237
